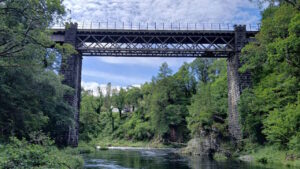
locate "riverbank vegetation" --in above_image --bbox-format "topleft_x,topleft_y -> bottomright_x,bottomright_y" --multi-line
0,0 -> 84,168
0,0 -> 299,168
237,1 -> 300,166
0,137 -> 83,169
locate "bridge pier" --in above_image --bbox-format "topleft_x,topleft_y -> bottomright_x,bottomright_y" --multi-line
227,25 -> 250,142
60,23 -> 82,147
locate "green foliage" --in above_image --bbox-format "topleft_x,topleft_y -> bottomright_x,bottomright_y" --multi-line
213,152 -> 228,161
0,137 -> 83,169
187,59 -> 228,137
96,112 -> 116,137
121,112 -> 153,140
0,0 -> 76,146
149,63 -> 193,142
190,58 -> 212,83
113,88 -> 126,118
125,87 -> 142,112
250,0 -> 300,10
239,89 -> 266,143
79,90 -> 102,141
0,0 -> 65,57
250,146 -> 300,167
187,84 -> 214,134
240,2 -> 300,153
0,0 -> 84,167
288,132 -> 300,154
103,82 -> 115,132
263,103 -> 300,147
157,62 -> 172,80
80,62 -> 196,144
0,59 -> 73,142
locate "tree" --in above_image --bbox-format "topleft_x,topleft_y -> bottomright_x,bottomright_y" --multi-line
95,87 -> 104,114
0,49 -> 74,145
187,59 -> 228,137
0,0 -> 76,146
240,2 -> 300,150
125,87 -> 142,112
174,63 -> 197,98
112,88 -> 126,118
79,90 -> 101,141
0,0 -> 65,57
263,102 -> 300,147
157,62 -> 172,80
250,0 -> 300,10
190,58 -> 213,83
104,83 -> 114,132
149,63 -> 192,142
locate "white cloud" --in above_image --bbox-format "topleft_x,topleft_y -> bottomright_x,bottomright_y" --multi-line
82,69 -> 149,84
63,0 -> 260,24
81,81 -> 141,96
131,84 -> 141,88
97,57 -> 195,68
81,81 -> 121,96
81,81 -> 102,96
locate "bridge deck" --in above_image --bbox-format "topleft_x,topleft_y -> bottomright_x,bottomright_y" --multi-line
51,28 -> 257,57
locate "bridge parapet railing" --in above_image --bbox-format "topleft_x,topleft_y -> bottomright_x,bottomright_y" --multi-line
51,22 -> 261,31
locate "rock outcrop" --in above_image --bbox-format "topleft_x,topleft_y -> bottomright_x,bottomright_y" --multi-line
181,129 -> 219,157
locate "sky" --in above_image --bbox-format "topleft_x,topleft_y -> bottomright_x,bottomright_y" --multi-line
63,0 -> 262,92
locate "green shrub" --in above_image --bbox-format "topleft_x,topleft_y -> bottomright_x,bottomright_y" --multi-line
263,104 -> 300,148
251,146 -> 300,167
0,137 -> 84,169
288,132 -> 300,155
76,142 -> 96,154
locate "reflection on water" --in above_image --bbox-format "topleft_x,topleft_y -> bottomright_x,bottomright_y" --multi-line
84,149 -> 269,169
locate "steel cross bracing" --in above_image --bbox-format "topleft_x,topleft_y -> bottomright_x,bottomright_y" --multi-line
76,30 -> 238,57
52,29 -> 257,57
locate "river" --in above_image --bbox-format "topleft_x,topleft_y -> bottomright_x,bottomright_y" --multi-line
83,148 -> 273,169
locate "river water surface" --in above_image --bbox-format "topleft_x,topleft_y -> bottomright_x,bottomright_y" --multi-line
83,148 -> 275,169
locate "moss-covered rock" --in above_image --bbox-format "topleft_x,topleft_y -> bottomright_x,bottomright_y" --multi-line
180,130 -> 219,156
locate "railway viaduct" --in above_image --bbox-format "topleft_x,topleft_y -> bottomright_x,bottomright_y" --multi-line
51,23 -> 258,146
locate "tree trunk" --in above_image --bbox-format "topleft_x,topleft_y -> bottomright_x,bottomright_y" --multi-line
118,109 -> 122,119
111,114 -> 114,132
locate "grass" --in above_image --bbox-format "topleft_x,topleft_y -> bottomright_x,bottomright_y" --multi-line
63,142 -> 97,155
247,146 -> 300,168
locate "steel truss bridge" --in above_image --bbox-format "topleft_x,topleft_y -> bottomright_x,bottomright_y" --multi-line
51,23 -> 258,57
50,22 -> 258,147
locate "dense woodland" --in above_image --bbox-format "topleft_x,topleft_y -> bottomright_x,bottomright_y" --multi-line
0,0 -> 299,168
79,59 -> 226,144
